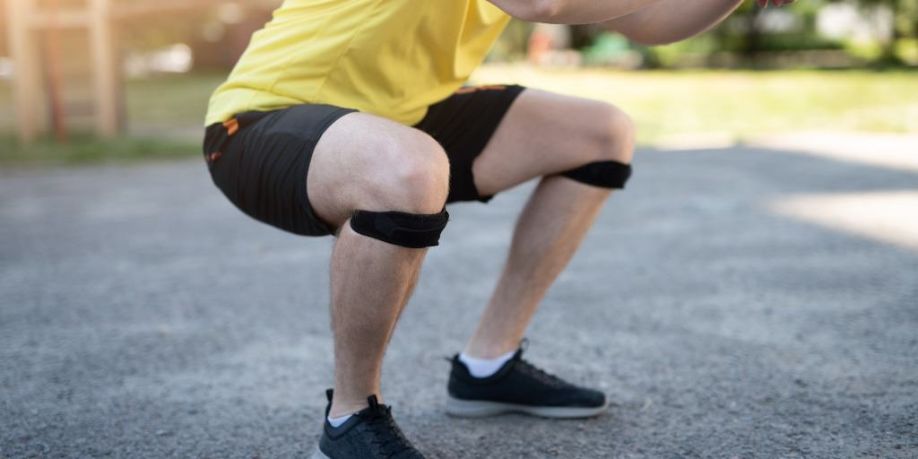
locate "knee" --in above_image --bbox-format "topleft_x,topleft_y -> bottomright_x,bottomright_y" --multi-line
375,133 -> 450,214
350,132 -> 451,248
395,154 -> 450,213
591,104 -> 636,164
558,104 -> 635,190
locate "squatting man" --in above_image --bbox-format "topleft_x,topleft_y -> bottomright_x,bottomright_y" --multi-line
201,0 -> 795,457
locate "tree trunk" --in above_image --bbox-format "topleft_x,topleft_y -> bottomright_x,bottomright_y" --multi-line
742,8 -> 765,67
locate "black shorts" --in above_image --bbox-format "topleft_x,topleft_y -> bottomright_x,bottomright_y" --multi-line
203,84 -> 526,236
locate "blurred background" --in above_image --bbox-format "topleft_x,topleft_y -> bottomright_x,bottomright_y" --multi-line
2,3 -> 917,457
0,0 -> 916,162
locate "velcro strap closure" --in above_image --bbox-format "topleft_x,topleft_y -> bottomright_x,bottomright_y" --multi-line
350,209 -> 449,248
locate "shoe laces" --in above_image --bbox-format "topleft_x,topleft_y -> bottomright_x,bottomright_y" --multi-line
361,397 -> 416,457
516,357 -> 569,388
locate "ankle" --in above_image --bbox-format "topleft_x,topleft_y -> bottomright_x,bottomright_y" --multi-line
463,340 -> 520,359
459,350 -> 516,378
329,397 -> 373,418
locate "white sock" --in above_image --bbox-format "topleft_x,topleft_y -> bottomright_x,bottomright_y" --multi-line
459,350 -> 516,378
327,413 -> 353,428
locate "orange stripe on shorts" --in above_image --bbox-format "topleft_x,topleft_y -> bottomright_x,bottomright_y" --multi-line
222,118 -> 240,136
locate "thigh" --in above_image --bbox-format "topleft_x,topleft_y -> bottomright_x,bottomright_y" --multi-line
471,89 -> 630,197
414,85 -> 526,203
307,112 -> 450,229
205,105 -> 355,236
206,105 -> 446,236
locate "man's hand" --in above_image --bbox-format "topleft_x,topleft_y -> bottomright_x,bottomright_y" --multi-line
756,0 -> 796,7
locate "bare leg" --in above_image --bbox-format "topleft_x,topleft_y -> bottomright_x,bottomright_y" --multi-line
464,178 -> 611,357
463,89 -> 636,358
328,223 -> 428,416
306,113 -> 450,416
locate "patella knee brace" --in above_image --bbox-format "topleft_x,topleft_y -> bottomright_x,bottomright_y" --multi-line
561,160 -> 633,189
350,209 -> 449,248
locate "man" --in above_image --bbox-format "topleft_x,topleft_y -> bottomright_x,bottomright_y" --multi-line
202,0 -> 794,457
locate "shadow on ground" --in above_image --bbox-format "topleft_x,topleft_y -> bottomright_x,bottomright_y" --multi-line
1,145 -> 916,458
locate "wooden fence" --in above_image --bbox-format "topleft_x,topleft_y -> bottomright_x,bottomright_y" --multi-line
3,0 -> 276,143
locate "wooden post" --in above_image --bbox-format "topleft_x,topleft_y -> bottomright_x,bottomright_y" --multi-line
6,0 -> 43,143
46,0 -> 70,143
89,0 -> 120,138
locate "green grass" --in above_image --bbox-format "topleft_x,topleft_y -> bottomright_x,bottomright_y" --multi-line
124,72 -> 223,127
474,66 -> 918,144
0,134 -> 199,167
1,68 -> 916,165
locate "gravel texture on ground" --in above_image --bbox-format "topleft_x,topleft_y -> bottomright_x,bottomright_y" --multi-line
1,146 -> 916,458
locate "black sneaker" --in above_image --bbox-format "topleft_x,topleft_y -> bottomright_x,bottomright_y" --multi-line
446,345 -> 608,418
313,389 -> 425,459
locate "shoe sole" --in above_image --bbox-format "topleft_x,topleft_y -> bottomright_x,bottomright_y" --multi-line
311,447 -> 330,459
446,396 -> 608,419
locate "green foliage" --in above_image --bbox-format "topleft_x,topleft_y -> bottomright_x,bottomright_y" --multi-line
897,38 -> 918,62
843,0 -> 918,63
490,1 -> 918,68
582,33 -> 634,66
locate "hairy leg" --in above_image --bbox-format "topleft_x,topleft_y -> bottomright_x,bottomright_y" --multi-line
327,224 -> 428,415
307,113 -> 449,415
464,89 -> 635,358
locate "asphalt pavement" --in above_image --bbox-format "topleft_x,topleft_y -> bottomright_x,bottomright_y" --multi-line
1,144 -> 916,458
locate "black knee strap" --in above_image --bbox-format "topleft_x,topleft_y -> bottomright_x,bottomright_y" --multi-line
561,160 -> 632,189
350,209 -> 449,248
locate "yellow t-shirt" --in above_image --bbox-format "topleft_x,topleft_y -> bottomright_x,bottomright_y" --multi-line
205,0 -> 511,126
